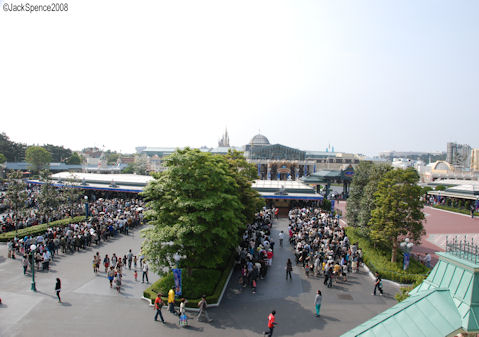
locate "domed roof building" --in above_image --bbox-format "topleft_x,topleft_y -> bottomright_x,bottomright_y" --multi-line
250,134 -> 270,146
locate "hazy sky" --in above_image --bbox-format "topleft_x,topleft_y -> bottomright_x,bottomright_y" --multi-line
1,0 -> 478,156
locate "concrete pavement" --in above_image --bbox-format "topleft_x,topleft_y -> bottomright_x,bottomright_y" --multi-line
0,219 -> 398,337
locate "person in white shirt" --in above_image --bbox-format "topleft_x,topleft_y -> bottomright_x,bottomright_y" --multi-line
142,261 -> 149,283
279,231 -> 285,247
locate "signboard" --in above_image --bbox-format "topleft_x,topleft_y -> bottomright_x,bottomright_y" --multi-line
173,268 -> 182,296
403,252 -> 410,270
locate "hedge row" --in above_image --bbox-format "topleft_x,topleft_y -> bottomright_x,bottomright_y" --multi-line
345,227 -> 429,284
433,205 -> 478,217
0,216 -> 86,242
143,255 -> 235,308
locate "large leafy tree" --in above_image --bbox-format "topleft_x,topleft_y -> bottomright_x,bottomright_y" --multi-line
0,132 -> 26,162
65,152 -> 82,165
141,148 -> 256,275
37,170 -> 61,223
369,168 -> 425,263
225,149 -> 264,224
41,144 -> 72,162
5,171 -> 28,232
25,146 -> 52,173
357,163 -> 392,228
347,162 -> 391,227
61,176 -> 83,217
0,153 -> 6,164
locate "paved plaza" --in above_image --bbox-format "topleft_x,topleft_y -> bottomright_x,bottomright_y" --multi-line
1,219 -> 398,337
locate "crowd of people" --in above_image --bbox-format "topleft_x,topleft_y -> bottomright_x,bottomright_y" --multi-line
0,184 -> 83,233
237,208 -> 276,294
6,197 -> 146,276
287,207 -> 363,288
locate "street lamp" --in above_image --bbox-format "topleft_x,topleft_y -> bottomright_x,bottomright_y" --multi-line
173,252 -> 181,269
400,238 -> 414,271
30,244 -> 37,291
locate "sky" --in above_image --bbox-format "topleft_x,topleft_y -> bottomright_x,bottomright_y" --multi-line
1,0 -> 478,156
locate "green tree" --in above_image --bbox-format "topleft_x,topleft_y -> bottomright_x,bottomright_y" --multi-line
5,171 -> 28,233
0,132 -> 26,162
225,149 -> 264,224
37,170 -> 61,223
65,152 -> 82,165
357,163 -> 392,229
369,168 -> 425,263
141,148 -> 248,275
0,153 -> 6,164
106,152 -> 120,165
435,184 -> 446,191
346,161 -> 391,227
61,176 -> 83,216
121,163 -> 135,174
25,146 -> 52,172
42,144 -> 72,162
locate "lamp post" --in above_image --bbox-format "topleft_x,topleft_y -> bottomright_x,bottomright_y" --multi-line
84,195 -> 89,217
400,238 -> 414,271
173,252 -> 181,269
30,244 -> 37,291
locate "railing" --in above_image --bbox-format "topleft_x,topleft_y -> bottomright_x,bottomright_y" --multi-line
445,236 -> 479,264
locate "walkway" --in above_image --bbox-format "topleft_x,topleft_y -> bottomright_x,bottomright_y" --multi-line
0,219 -> 398,337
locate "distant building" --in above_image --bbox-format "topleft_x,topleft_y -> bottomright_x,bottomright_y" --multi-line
471,149 -> 479,172
218,128 -> 230,147
446,142 -> 472,170
136,131 -> 365,181
391,158 -> 415,169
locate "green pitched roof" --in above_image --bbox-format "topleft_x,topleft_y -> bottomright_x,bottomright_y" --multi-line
341,289 -> 462,337
410,252 -> 479,332
344,246 -> 479,336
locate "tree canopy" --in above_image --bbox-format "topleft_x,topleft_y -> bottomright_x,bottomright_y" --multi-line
0,153 -> 6,164
346,161 -> 391,228
5,171 -> 28,227
25,146 -> 52,172
369,167 -> 425,263
65,152 -> 82,165
141,148 -> 262,274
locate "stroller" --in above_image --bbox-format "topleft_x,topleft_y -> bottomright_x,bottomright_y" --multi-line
179,313 -> 188,327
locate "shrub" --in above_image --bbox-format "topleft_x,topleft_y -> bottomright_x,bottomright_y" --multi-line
0,216 -> 86,242
345,227 -> 429,284
433,205 -> 478,217
143,255 -> 235,308
395,275 -> 426,302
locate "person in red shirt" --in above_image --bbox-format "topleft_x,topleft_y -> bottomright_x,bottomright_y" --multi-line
154,293 -> 165,323
264,310 -> 277,336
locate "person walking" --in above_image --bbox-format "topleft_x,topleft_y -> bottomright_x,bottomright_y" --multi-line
286,259 -> 293,280
314,290 -> 322,317
196,295 -> 212,322
22,255 -> 28,275
279,231 -> 284,248
263,310 -> 277,336
373,272 -> 383,296
168,287 -> 177,316
154,293 -> 165,323
127,249 -> 133,270
55,278 -> 62,303
142,261 -> 149,283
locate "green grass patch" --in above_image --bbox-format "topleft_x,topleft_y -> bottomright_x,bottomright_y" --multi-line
143,255 -> 235,308
345,227 -> 429,284
433,205 -> 478,217
0,216 -> 86,242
